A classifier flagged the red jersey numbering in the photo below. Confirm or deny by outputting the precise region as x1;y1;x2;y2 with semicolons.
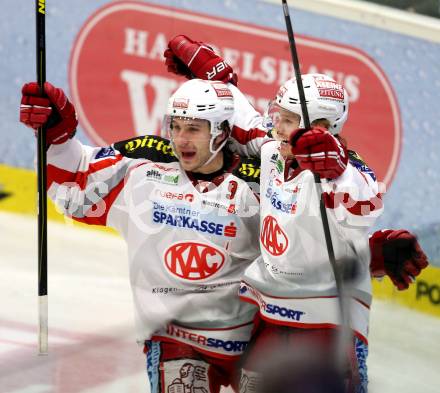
164;242;226;280
260;216;288;256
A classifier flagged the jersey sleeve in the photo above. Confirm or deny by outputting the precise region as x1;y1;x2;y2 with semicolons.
46;138;137;229
227;83;268;158
323;157;383;229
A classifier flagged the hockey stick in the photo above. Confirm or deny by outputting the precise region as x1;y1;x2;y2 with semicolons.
36;0;48;355
281;0;342;311
281;0;354;377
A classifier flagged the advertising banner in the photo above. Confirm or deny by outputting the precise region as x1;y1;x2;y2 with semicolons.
70;1;400;184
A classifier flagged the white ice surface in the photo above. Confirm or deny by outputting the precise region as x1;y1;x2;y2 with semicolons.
1;211;439;392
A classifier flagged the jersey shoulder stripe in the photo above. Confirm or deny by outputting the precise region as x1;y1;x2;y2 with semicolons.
113;134;261;189
232;156;261;185
348;149;376;181
113;135;178;162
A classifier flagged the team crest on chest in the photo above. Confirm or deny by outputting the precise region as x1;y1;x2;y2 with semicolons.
260;215;289;256
164;241;226;280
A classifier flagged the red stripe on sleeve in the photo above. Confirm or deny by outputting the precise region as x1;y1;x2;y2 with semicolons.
323;192;383;216
72;177;125;226
87;154;123;175
47;165;77;190
231;125;266;145
47;154;123;191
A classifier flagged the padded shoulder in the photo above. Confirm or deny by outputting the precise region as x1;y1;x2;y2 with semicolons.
113;135;178;163
231;155;261;185
348;149;376;181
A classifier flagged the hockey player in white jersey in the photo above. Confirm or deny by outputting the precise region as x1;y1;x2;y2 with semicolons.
163;36;429;392
20;79;262;393
237;74;379;392
164;34;428;293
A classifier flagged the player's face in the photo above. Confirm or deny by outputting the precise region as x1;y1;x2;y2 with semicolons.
170;117;213;172
272;107;301;159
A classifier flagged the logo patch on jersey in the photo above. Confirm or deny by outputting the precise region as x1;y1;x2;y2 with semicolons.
122;135;176;157
164;242;226;280
153;211;237;237
95;147;115;159
152;163;175;172
260;215;288;256
155;189;194;202
265;181;298;214
201;199;237;215
153;203;237;237
276;159;284;174
349;151;377;181
264;304;305;321
238;163;261;179
163;174;179;184
146;169;179;185
268;155;284;174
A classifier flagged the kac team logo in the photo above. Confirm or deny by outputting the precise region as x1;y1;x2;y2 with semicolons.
164;241;226;280
260;215;288;256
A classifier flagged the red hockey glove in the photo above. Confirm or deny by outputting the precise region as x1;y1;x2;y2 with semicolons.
164;34;238;85
289;127;348;179
370;229;429;290
20;82;78;146
164;47;193;79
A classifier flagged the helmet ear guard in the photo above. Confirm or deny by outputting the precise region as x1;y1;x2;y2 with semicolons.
274;73;349;135
208;120;231;155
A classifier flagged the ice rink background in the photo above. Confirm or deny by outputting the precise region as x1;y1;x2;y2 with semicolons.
1;211;440;393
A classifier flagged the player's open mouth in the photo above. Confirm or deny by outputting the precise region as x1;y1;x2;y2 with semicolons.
181;151;196;159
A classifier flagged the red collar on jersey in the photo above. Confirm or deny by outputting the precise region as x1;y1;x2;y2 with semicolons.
186;151;241;192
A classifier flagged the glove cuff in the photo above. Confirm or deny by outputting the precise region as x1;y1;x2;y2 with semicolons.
369;230;394;277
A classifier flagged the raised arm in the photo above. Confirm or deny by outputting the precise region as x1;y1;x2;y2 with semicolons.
164;34;267;157
20;82;136;229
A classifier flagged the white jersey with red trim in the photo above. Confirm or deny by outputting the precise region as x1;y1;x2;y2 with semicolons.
227;83;267;157
239;140;383;342
47;138;260;358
